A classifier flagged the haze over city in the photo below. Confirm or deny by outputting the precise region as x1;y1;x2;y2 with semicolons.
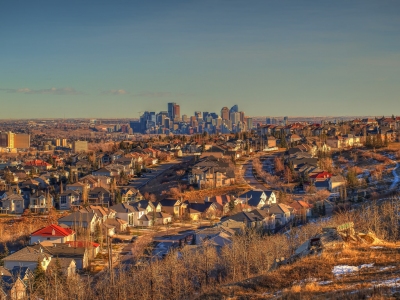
1;0;400;118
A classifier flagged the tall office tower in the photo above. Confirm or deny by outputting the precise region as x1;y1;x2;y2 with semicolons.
55;139;61;147
202;112;209;120
14;134;30;149
284;116;289;126
246;117;253;130
156;113;166;126
194;111;202;120
230;112;240;126
216;117;222;127
61;139;68;147
182;114;188;122
239;111;245;122
190;116;197;127
266;117;271;124
221;107;229;120
164;118;171;129
230;104;239;114
0;132;8;147
168;102;176;119
173;104;180;120
271;118;278;125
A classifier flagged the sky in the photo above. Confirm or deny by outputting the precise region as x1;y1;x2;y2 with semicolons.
1;0;400;118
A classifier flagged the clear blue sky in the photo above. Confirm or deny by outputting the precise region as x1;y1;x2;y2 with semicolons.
1;0;399;118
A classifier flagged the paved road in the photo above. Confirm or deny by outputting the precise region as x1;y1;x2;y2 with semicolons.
126;156;193;190
242;154;276;190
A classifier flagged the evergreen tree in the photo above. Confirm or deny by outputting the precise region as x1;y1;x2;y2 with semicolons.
322;202;326;216
33;258;46;289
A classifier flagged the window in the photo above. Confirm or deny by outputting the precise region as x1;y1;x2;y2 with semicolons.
61;196;67;204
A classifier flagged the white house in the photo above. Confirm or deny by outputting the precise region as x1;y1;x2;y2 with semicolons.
30;224;75;245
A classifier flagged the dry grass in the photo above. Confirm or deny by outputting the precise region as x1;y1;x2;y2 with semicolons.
217;244;400;299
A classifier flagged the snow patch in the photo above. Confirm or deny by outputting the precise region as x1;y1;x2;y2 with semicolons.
333;264;374;276
370;246;384;249
374;278;400;287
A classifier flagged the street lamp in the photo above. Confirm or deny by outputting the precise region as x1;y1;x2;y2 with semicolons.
107;228;115;286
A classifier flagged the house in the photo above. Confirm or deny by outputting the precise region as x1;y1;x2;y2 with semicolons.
104;217;128;233
189;156;236;189
2;246;52;271
249;209;276;231
0;267;28;300
194;226;235;249
59;190;81;210
31;244;89;270
66;182;86;194
1;194;25;214
154;212;173;225
288;200;312;219
24;159;52;170
30;224;75;245
206;194;232;215
159;198;186;217
130;200;157;214
267;203;293;226
185;200;219;220
28;191;53;213
110;202;146;227
58;212;99;233
120;187;143;202
47;257;76;278
236;190;277;209
88;187;112;205
219;211;265;231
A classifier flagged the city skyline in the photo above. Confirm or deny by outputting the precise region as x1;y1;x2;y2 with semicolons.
1;1;400;118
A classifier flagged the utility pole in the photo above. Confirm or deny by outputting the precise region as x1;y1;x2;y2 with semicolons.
107;232;115;286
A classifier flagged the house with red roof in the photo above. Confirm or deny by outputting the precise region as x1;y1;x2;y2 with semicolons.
309;171;332;183
24;159;53;170
29;224;75;245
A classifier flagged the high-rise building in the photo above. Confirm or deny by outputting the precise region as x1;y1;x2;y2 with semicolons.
14;134;30;149
61;139;68;147
164;118;171;129
284;116;289;126
168;102;176;119
230;112;240;126
230;104;239;114
246;118;253;130
0;132;8;148
194;111;202;120
173;104;180;120
266;117;271;124
221;107;229;120
7;132;15;148
182;114;188;122
239;111;245;122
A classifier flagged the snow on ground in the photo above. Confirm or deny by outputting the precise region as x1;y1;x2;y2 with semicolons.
333;264;374;276
373;278;400;287
390;162;399;190
380;266;396;271
370;246;384;249
318;280;333;285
